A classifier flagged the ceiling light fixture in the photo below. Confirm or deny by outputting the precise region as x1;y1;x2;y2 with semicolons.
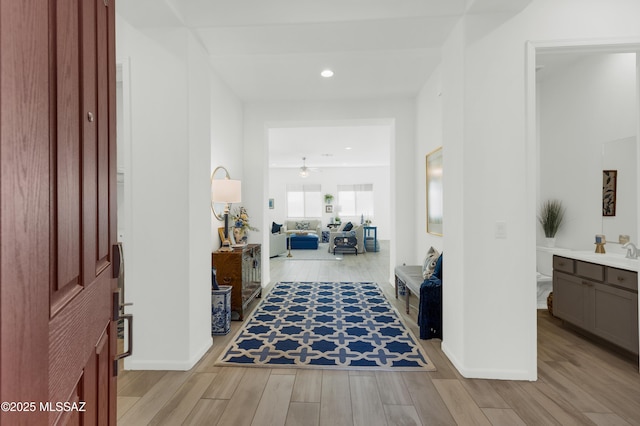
345;147;352;150
321;69;334;78
299;157;310;178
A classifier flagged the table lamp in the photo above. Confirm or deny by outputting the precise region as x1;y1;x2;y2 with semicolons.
211;178;242;251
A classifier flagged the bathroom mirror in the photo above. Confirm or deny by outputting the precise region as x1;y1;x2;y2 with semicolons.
602;136;637;244
211;166;230;221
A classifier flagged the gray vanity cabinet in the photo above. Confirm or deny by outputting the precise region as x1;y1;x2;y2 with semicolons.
553;255;638;354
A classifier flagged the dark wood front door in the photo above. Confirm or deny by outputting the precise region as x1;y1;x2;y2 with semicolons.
1;0;117;424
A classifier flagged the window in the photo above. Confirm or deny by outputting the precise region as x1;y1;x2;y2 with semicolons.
337;184;374;217
286;184;322;218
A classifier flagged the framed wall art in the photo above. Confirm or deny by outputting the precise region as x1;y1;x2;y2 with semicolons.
602;169;617;216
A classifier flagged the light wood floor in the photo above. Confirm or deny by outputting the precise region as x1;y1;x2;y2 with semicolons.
117;242;640;425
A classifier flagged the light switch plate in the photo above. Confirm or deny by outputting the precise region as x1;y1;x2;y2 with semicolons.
495;221;507;239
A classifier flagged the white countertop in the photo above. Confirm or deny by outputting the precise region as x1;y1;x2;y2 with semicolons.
553;250;639;272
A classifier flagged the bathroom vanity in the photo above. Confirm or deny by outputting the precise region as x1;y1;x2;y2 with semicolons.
553;253;638;354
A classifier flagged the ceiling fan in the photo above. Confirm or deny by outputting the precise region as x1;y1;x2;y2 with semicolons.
299;157;320;178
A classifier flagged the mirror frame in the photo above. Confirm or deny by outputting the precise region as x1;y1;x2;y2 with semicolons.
211;166;230;221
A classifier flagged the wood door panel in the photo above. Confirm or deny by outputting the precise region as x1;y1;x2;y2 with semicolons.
0;1;51;424
2;0;117;423
50;0;84;314
49;272;112;415
96;0;110;270
81;0;99;286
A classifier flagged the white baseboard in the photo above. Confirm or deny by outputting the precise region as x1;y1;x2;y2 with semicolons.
124;337;212;371
441;342;536;381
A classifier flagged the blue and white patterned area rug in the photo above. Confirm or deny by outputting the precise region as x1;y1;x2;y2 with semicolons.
215;281;435;371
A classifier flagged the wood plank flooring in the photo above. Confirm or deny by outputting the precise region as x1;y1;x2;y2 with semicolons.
118;241;640;425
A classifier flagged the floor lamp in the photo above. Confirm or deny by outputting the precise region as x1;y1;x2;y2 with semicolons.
211;178;242;251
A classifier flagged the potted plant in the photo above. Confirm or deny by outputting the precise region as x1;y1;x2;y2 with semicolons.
538;199;565;247
324;193;334;204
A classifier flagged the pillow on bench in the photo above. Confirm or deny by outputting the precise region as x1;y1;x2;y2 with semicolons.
422;246;440;279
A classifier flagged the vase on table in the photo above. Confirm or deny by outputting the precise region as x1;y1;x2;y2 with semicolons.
233;227;247;245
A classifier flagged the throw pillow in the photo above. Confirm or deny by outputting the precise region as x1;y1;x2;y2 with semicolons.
422;246;440;279
296;221;310;230
343;222;353;231
433;253;443;280
271;222;283;234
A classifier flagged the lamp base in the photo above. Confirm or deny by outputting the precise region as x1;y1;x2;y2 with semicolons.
219;240;234;252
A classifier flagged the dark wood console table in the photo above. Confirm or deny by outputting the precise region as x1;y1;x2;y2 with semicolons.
212;244;262;320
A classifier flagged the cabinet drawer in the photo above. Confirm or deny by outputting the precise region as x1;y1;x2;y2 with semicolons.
576;261;604;282
553;256;574;273
607;267;638;292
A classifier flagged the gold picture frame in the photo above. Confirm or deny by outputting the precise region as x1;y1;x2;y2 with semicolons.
426;147;443;235
218;227;234;245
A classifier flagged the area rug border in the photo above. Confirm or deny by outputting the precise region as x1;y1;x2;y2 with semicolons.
214;281;436;372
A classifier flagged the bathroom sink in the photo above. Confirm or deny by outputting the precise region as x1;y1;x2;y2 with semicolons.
564;251;638;272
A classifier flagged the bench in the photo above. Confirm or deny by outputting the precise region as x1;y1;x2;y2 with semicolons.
394;265;423;314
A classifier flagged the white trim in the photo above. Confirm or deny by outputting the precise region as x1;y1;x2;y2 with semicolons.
441;342;536;381
125;338;212;371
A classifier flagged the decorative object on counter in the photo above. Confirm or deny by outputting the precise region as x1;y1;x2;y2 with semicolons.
538;199;565;247
619;234;630;244
324;193;334;204
602;170;617;217
622;242;638;259
595;234;606;253
231;206;258;246
211;166;242;252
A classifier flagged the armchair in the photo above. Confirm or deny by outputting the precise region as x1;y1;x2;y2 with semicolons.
269;231;287;257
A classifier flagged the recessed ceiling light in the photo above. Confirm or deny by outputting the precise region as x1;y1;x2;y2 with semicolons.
345;147;352;150
321;69;334;78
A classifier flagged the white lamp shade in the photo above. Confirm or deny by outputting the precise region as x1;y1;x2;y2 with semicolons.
211;179;242;203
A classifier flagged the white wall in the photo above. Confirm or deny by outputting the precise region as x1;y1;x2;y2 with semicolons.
210;61;245;251
416;66;444;263
538;53;637;252
435;0;640;380
244;99;416;285
268;166;391;239
116;17;231;370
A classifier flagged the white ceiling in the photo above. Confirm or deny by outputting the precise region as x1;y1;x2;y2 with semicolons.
118;0;531;102
268;124;392;170
116;0;532;166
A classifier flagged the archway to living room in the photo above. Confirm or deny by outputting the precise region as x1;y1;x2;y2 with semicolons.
264;120;395;286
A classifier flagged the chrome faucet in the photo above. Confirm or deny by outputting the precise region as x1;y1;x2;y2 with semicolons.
622;242;638;259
